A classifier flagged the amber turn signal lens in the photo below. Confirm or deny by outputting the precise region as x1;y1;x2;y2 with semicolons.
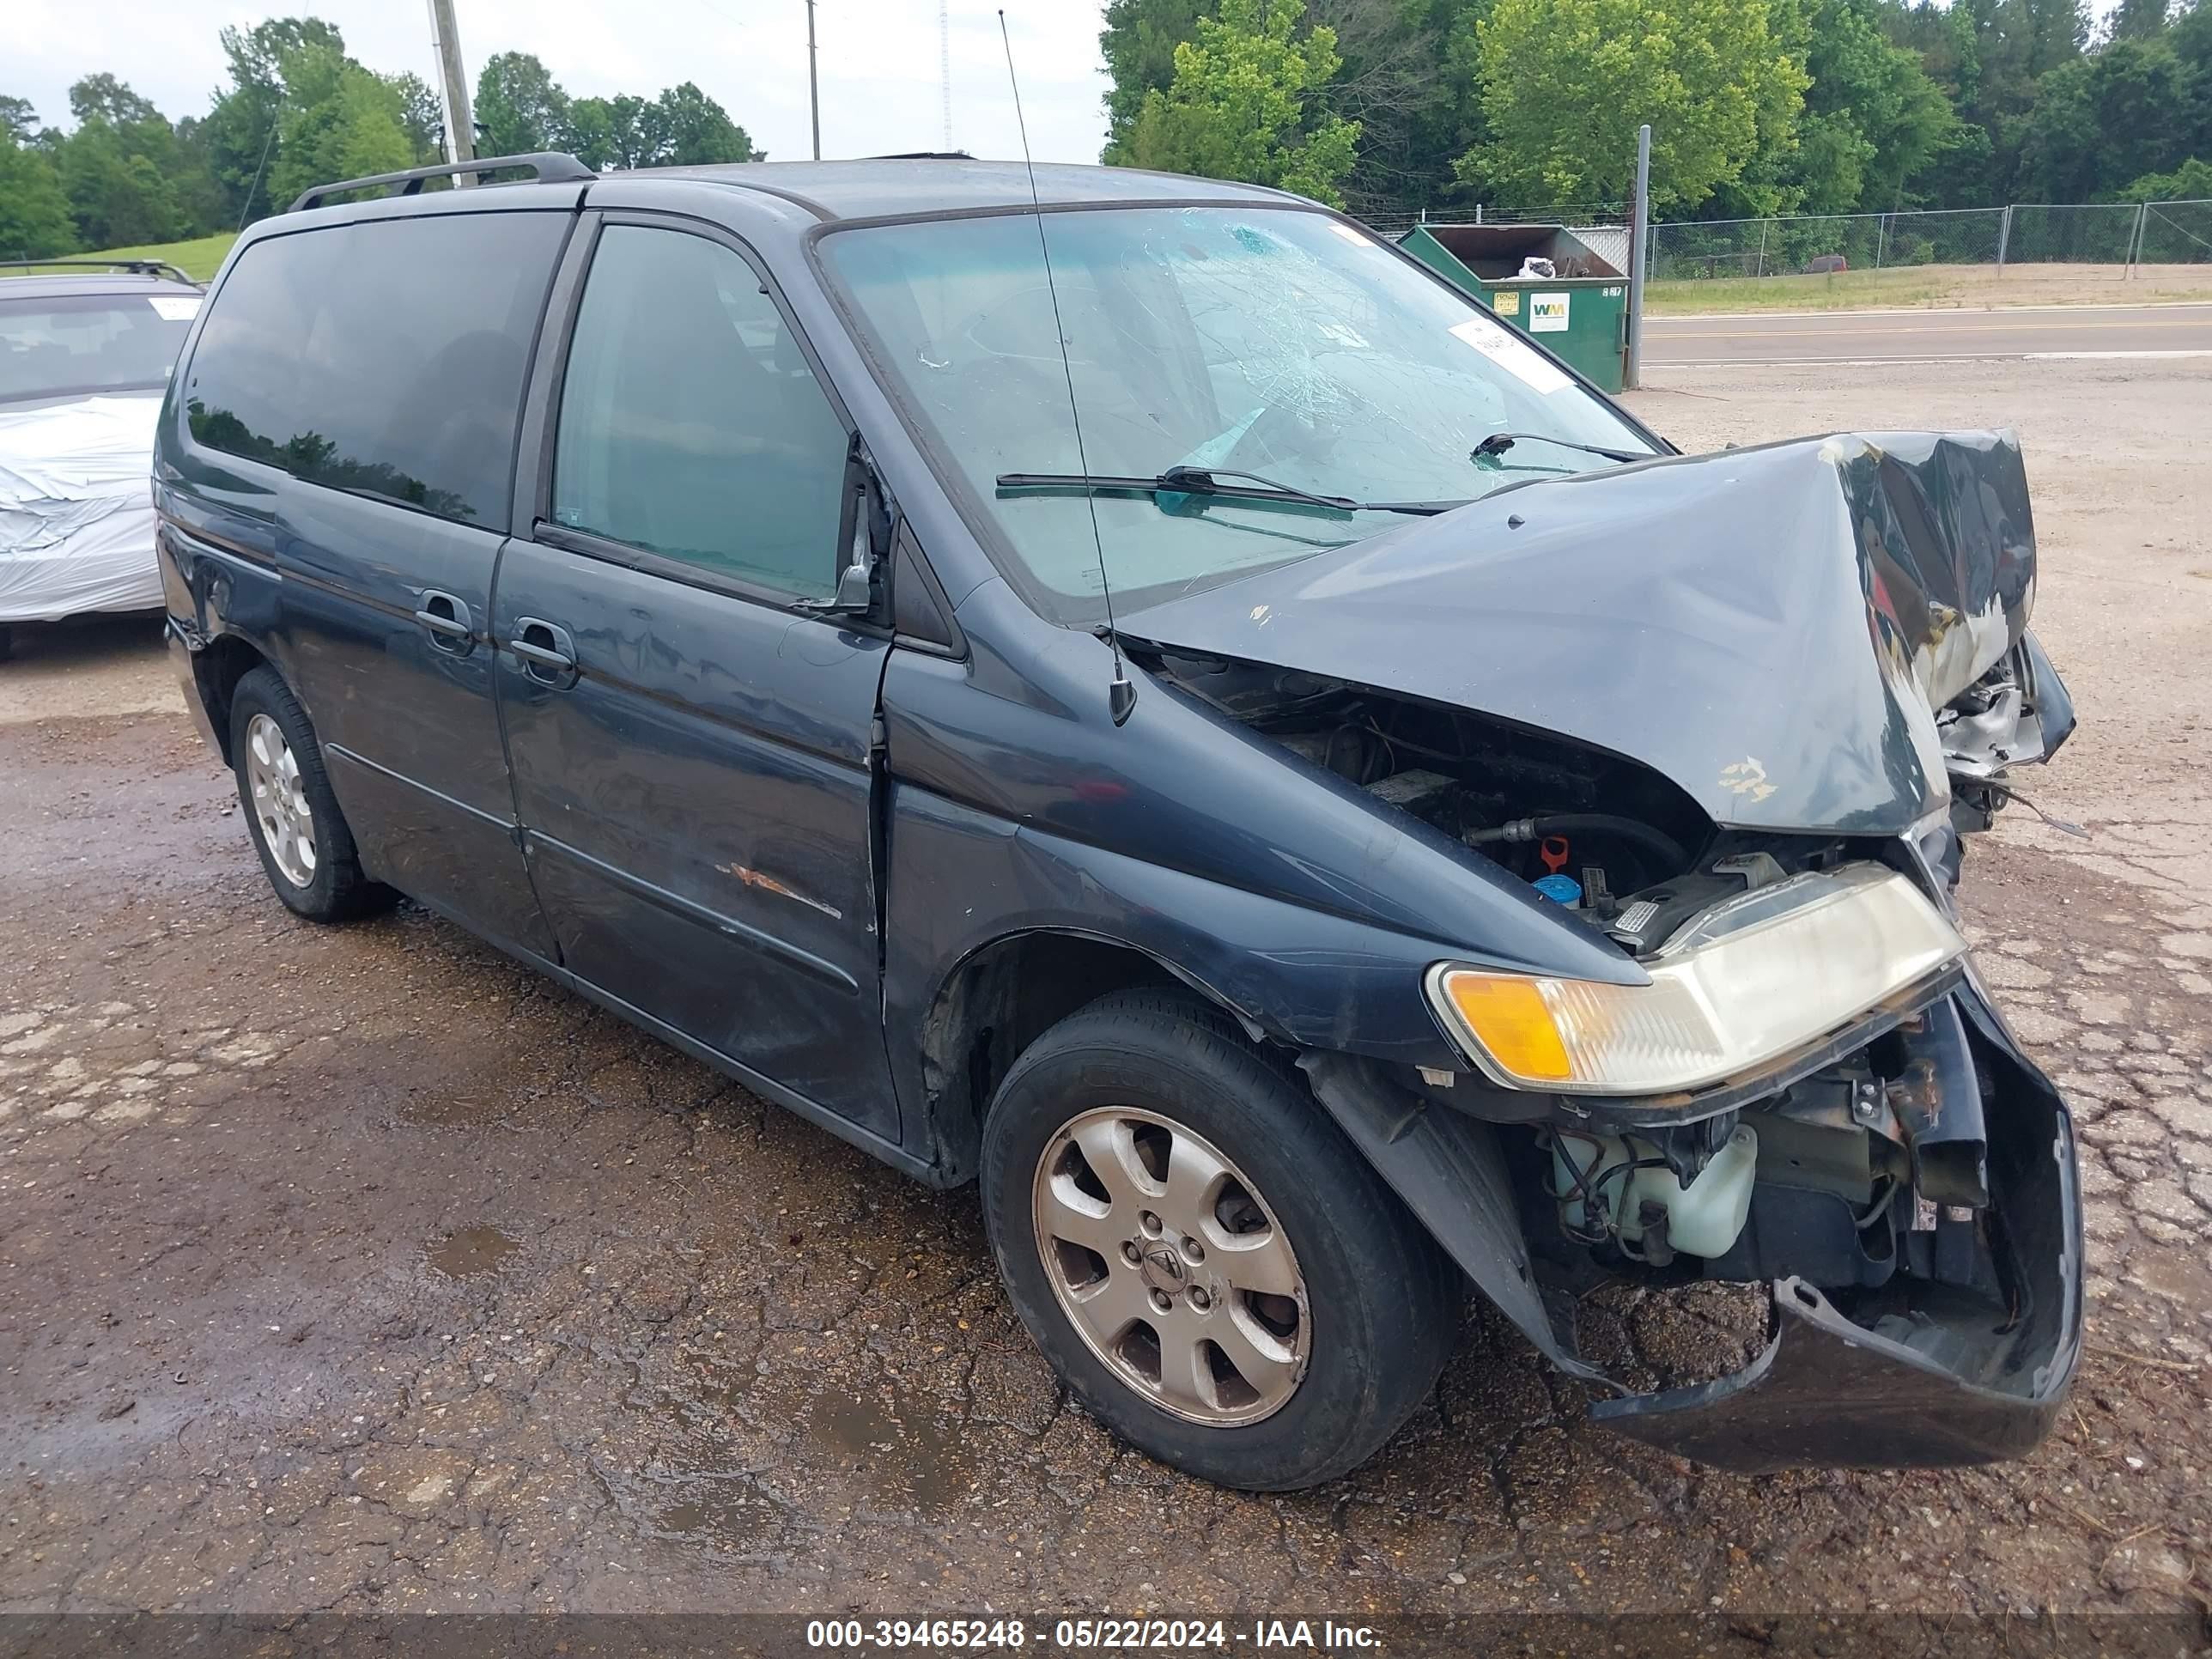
1436;971;1572;1082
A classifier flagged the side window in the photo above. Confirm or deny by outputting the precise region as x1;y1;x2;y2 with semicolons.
552;225;847;601
183;212;565;528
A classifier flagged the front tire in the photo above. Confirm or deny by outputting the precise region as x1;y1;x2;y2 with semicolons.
227;666;393;922
980;990;1461;1490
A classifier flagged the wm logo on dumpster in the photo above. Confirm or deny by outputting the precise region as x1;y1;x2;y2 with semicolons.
1528;292;1571;332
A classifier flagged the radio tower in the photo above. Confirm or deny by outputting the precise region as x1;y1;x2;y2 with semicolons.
939;1;953;150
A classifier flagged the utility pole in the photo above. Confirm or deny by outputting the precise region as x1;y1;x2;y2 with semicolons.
1624;123;1650;390
426;0;477;185
807;0;823;161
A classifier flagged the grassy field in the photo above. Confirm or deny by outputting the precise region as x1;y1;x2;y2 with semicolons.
3;233;239;283
1647;259;2212;313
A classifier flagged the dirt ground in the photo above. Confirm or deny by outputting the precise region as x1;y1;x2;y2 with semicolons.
3;354;2209;1639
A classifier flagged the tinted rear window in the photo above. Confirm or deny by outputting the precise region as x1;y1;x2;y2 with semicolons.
181;212;565;528
0;290;198;404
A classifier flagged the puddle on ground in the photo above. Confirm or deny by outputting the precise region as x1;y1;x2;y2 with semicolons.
806;1380;975;1512
652;1480;789;1553
427;1224;520;1278
397;1088;504;1127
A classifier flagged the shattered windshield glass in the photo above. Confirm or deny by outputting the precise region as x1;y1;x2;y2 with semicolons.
821;206;1658;622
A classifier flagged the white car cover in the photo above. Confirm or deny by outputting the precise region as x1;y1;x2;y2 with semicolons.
0;393;164;623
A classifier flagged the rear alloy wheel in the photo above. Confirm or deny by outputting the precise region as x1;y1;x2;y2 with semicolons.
243;711;318;890
226;665;395;923
981;989;1462;1491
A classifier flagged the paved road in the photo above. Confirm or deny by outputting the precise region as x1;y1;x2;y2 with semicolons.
1644;300;2212;365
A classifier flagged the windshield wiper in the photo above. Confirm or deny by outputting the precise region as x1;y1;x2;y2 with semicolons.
1470;432;1647;465
995;465;1466;517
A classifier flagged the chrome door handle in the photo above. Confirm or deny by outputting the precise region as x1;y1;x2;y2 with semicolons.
510;617;578;684
415;590;474;653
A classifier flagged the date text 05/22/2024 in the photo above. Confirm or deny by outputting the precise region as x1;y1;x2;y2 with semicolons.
803;1618;1383;1651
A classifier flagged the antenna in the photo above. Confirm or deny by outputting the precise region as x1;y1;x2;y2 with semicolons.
941;1;954;151
997;9;1136;725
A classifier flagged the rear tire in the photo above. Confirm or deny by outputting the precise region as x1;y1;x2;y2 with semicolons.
227;666;395;922
980;989;1461;1490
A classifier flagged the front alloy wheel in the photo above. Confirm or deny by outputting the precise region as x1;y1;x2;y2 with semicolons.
1034;1106;1308;1426
981;989;1462;1491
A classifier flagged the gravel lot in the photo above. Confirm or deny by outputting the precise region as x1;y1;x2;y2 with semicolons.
3;355;2208;1633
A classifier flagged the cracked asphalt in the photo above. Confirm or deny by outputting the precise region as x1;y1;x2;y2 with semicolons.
2;356;2209;1628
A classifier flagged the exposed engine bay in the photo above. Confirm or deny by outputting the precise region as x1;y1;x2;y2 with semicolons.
1147;647;2021;1337
1121;429;2080;1468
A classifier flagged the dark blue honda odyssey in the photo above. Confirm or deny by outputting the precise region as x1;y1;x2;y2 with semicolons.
156;153;2082;1491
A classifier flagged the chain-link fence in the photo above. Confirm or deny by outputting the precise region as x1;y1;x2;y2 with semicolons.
2137;198;2212;264
1376;200;2211;267
1649;208;2003;279
1357;198;2212;292
1358;202;1626;240
1638;200;2212;287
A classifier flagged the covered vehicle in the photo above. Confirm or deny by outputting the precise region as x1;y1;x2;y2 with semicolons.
157;155;2081;1492
0;262;202;656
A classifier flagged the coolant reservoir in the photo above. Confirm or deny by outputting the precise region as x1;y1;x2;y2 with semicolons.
1551;1126;1759;1258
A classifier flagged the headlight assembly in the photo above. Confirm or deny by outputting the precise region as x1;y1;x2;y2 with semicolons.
1427;863;1966;1096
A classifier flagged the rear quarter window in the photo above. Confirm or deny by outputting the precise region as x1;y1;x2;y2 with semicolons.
180;211;567;529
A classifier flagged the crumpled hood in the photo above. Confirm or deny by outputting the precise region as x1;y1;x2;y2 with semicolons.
1120;430;2040;836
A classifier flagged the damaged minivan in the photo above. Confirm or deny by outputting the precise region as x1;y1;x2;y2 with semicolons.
157;154;2081;1492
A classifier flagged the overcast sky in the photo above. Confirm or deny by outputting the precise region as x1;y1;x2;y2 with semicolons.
7;0;1115;166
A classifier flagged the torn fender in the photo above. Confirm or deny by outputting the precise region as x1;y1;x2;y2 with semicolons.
1120;430;2045;836
1299;1050;1607;1384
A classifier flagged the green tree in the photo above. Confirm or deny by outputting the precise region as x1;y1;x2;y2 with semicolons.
201;17;349;226
642;82;757;165
1458;0;1810;211
51;75;197;246
0;95;39;143
2014;36;2198;198
565;94;658;169
2110;0;2172;40
386;71;444;165
265;42;415;210
1796;0;1959;209
2118;152;2212;195
0;131;76;257
1101;0;1213;161
475;51;570;157
1123;0;1361;205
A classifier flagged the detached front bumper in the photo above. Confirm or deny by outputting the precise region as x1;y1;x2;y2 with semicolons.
1310;980;2083;1474
1590;987;2083;1470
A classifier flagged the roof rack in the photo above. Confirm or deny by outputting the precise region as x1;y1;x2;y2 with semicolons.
288;151;595;214
3;257;198;286
868;150;976;161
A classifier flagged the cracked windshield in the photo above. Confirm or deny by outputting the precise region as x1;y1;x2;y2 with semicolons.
823;206;1657;619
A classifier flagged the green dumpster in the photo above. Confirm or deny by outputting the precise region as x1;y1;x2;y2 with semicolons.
1398;222;1631;393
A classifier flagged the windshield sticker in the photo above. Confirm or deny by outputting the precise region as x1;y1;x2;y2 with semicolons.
1448;316;1572;395
1528;292;1571;332
1328;223;1374;247
148;295;202;321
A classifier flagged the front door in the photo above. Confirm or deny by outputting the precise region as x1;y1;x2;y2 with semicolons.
492;217;896;1139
